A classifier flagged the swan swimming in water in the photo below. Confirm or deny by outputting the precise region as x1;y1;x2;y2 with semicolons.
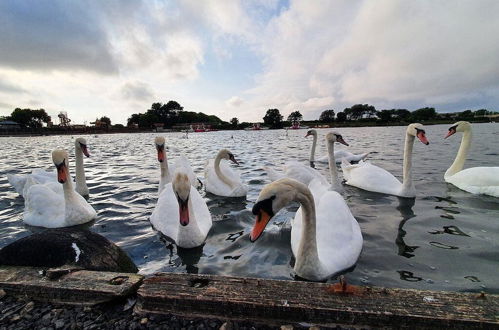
444;121;499;197
150;170;212;248
264;131;349;191
305;129;369;165
154;136;198;194
341;123;429;198
204;149;247;197
8;137;91;198
23;149;97;228
250;178;362;281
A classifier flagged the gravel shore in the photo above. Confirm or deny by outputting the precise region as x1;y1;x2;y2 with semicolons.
0;291;343;330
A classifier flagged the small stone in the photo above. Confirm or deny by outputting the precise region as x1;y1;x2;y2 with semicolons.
55;320;65;329
309;327;320;330
219;322;233;330
23;302;35;314
10;314;22;322
83;306;92;312
281;325;293;330
0;289;6;299
140;318;148;325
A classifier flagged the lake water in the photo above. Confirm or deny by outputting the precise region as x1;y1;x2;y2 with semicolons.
1;123;498;293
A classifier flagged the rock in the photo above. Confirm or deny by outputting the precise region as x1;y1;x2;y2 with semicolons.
140;317;148;325
281;325;293;330
55;319;65;329
0;228;138;273
0;289;6;299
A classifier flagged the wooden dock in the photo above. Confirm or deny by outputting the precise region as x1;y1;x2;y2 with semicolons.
1;266;498;328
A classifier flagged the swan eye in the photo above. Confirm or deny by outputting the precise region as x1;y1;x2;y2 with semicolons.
54;158;66;169
415;128;425;134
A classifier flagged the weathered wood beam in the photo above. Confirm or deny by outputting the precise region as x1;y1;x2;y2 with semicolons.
0;266;143;305
136;273;499;329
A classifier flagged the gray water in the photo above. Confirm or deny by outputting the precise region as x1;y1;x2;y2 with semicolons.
1;123;498;293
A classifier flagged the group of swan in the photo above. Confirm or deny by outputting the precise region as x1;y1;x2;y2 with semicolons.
7;121;497;281
150;137;247;248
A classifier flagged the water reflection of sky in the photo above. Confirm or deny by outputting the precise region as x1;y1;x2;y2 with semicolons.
0;123;498;293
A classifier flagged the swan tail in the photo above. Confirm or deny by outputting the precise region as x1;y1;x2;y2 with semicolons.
263;166;285;182
360;152;370;161
7;174;27;195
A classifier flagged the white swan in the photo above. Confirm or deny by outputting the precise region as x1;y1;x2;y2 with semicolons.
23;149;97;228
305;129;369;165
154;136;198;194
150;170;212;248
250;178;363;281
8;137;91;197
444;121;499;197
204;149;247;197
264;131;349;190
341;123;429;198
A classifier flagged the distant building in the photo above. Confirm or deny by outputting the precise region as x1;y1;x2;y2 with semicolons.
0;120;21;130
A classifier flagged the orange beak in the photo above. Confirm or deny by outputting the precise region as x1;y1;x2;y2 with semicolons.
417;131;429;145
250;210;272;242
157;149;165;162
56;163;67;183
80;143;90;157
444;129;456;139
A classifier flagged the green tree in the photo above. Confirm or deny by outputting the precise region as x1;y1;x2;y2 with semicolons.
10;108;51;128
99;116;111;126
230;117;239;127
344;104;376;120
377;110;393;122
319;109;335;122
457;110;474;120
410;107;437;121
263;108;283;128
336;111;346;122
287;111;303;122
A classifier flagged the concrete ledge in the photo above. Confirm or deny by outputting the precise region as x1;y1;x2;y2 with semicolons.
1;267;498;328
0;266;143;305
136;273;499;329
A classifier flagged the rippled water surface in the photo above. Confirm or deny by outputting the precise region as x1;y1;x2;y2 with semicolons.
1;124;498;293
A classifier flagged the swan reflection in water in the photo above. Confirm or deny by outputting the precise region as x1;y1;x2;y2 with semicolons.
395;197;418;258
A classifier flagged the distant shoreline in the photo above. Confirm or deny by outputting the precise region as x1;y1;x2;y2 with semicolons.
0;118;493;137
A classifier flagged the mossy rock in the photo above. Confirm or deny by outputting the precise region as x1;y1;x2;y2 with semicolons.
0;228;138;273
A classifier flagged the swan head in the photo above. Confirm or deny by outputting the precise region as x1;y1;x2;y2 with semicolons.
326;131;349;146
52;149;69;184
445;121;471;139
218;149;239;165
250;178;307;242
172;171;191;226
154;136;166;162
305;129;317;138
75;137;90;157
407;123;429;145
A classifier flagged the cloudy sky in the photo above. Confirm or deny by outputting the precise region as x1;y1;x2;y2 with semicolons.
1;0;498;125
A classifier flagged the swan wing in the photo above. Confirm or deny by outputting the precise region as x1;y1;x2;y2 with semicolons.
7;173;28;195
189;186;212;237
205;159;247;197
291;179;363;275
174;155;199;187
341;159;402;196
150;183;179;241
446;167;499;197
283;161;328;185
23;184;65;227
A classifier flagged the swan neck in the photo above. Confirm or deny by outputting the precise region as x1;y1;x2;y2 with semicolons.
214;155;234;188
309;134;317;162
327;140;341;190
294;187;323;277
75;148;87;194
446;130;471;178
401;133;415;191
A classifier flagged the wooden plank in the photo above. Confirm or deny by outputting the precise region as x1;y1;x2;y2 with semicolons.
136;273;499;329
0;266;143;305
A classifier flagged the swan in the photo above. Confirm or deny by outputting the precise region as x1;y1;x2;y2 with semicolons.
250;178;363;281
150;170;212;248
444;121;499;197
204;149;247;197
8;137;91;197
264;131;349;190
341;123;429;198
23;149;97;228
154;136;198;194
305;129;369;165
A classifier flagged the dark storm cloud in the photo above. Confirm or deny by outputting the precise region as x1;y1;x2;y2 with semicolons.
0;1;117;74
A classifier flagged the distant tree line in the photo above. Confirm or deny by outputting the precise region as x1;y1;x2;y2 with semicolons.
127;100;226;129
1;108;51;128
